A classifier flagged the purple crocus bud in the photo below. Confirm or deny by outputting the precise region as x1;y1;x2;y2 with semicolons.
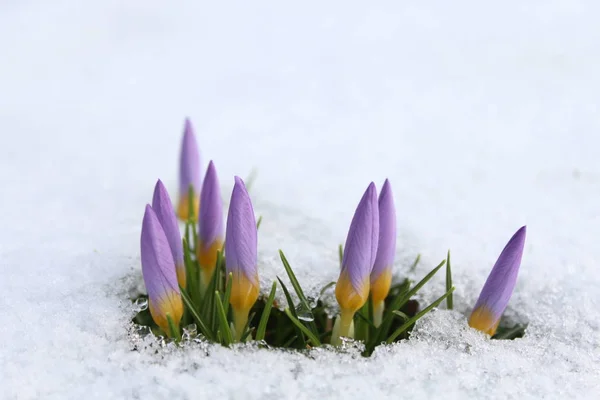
332;182;379;344
141;204;184;335
177;118;201;221
370;179;396;326
151;179;186;288
225;176;259;340
469;226;527;336
197;161;224;290
336;182;379;313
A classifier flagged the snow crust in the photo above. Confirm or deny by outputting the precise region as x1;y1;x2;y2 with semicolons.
1;1;599;398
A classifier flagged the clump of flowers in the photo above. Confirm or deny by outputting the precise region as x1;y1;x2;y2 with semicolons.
132;118;528;352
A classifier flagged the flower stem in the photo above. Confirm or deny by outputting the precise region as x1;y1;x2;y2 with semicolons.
232;308;249;342
373;301;385;327
331;309;355;346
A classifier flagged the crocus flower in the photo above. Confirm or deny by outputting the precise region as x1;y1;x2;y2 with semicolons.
332;182;379;345
197;161;224;292
469;226;526;336
225;176;259;340
141;204;184;336
370;179;396;327
152;179;186;288
177;118;201;221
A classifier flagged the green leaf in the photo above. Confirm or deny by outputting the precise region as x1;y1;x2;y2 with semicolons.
319;281;336;298
319;330;332;340
492;324;527;340
179;286;214;341
355;309;377;330
338;244;343;266
240;312;256;343
396;259;446;310
445;250;453;310
256;281;277;341
187;185;195;222
367;260;446;352
392;310;409;321
166;314;181;341
386;286;455;343
256;215;263;230
277;277;306;347
200;250;223;330
279;250;308;301
283;335;298;348
214;291;233;345
355;296;372;341
278;250;318;334
389;278;411;296
284;308;321;346
191;219;198;254
223;272;233;317
409;254;421;272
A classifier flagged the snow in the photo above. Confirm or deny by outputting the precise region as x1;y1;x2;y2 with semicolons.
1;0;600;398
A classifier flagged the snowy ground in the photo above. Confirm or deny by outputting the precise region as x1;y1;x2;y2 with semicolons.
1;1;600;399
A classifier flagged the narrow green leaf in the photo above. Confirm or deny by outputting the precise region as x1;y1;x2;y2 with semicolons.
184;222;192;255
368;261;445;352
396;259;446;310
182;237;192;291
386;286;455;343
222;272;233;317
179;286;214;341
338;244;343;266
256;215;263;230
278;250;318;334
279;250;308;301
191;218;198;254
355;310;377;330
392;310;409;321
445;250;453;310
256;281;277;341
367;293;375;339
200;250;222;329
492;324;527;340
355;298;370;341
319;330;332;340
319;281;336;298
166;314;181;341
210;260;222;331
187;185;195;222
284;308;321;346
369;296;402;350
277;277;306;347
214;291;233;345
283;335;298;348
389;278;411;296
240;312;256;342
410;254;421;272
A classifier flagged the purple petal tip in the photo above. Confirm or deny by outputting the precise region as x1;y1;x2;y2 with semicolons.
340;182;380;293
179;118;201;196
472;226;527;324
199;160;224;246
225;176;257;281
141;205;180;303
151;181;184;269
371;179;396;280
